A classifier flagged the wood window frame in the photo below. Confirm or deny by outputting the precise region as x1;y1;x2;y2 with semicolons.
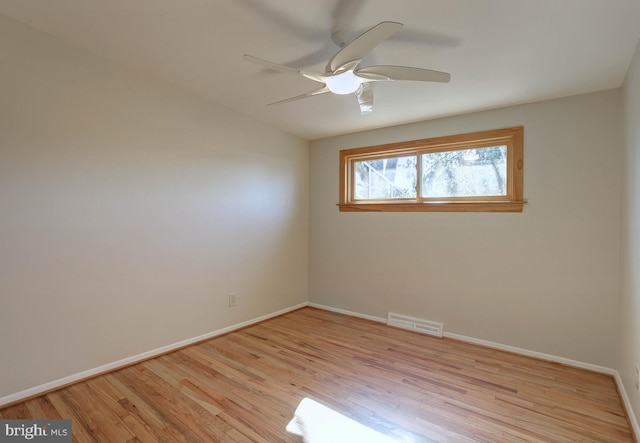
338;126;524;212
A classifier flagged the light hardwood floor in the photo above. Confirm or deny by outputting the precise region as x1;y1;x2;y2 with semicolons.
1;307;636;442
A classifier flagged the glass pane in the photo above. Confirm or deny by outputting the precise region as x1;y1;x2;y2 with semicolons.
354;155;417;200
421;146;507;198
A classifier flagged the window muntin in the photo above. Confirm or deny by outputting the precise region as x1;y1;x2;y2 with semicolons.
339;127;524;212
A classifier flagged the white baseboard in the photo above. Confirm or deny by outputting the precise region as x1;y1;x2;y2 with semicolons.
0;302;307;407
309;304;638;441
2;301;638;442
444;331;638;438
442;331;616;375
307;302;387;323
614;372;640;440
309;303;613;372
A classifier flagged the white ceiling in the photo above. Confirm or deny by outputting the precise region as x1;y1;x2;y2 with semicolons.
1;0;639;140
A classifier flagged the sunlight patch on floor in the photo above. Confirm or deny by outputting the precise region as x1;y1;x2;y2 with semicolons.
286;397;415;443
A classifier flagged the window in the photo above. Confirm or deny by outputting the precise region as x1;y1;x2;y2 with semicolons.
339;126;524;212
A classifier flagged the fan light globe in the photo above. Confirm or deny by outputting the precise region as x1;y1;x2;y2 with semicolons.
325;71;362;95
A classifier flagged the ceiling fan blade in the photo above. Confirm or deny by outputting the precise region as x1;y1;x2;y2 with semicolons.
268;86;331;106
244;55;326;83
328;21;403;73
355;82;373;115
356;65;451;83
244;54;299;74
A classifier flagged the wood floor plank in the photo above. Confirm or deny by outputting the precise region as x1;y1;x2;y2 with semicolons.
1;307;635;442
103;372;192;443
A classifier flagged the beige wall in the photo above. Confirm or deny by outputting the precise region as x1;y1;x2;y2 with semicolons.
0;15;309;398
620;39;640;423
2;8;635;412
310;89;622;367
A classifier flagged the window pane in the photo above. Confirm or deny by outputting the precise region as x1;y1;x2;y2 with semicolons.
421;146;507;198
354;155;417;200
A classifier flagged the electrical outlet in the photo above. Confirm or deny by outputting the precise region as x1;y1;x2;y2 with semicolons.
228;293;237;308
636;364;640;394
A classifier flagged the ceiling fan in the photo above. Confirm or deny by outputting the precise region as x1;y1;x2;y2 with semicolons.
244;21;451;115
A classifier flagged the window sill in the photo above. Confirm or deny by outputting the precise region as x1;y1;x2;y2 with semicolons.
338;200;526;213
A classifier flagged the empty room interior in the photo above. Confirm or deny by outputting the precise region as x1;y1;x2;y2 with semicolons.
1;0;640;441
